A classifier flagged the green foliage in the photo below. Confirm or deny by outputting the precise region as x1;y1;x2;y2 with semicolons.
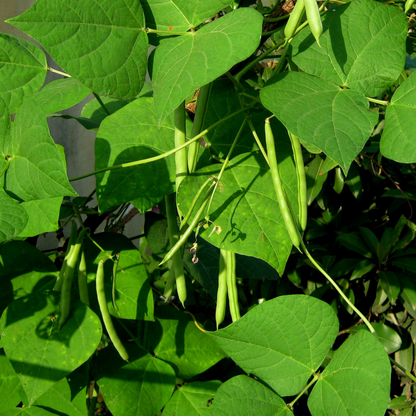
1;0;416;414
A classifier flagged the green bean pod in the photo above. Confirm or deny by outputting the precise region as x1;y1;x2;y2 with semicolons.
216;249;228;329
112;254;120;315
175;101;188;192
288;131;307;232
284;0;305;40
265;119;301;250
225;250;240;322
96;259;129;361
163;268;176;300
304;0;323;46
54;221;77;292
405;0;415;13
77;248;89;306
59;228;86;329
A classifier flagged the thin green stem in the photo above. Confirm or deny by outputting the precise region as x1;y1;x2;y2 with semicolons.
235;40;286;82
263;14;290;22
247;118;269;166
389;357;416;383
367;97;390;106
206;119;247;216
146;28;190;36
69;105;253;182
225;71;244;92
47;67;71;77
288;373;320;409
93;92;110;116
0;157;11;179
301;240;376;333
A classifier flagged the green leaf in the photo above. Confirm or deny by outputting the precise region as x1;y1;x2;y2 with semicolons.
0;240;57;317
18;197;62;238
336;232;373;258
85;233;154;321
5;99;77;201
0;190;28;242
260;72;378;174
290;0;407;97
208;295;338;397
32;364;89;416
8;0;148;99
147;306;226;379
142;0;234;31
163;380;221;416
0;292;102;405
209;375;293;416
30;78;91;115
381;72;416;163
95;97;176;212
144;211;169;259
308;330;391;416
305;155;328;205
153;8;263;120
0;407;55;416
177;151;298;275
0;34;47;113
0;350;23;411
97;350;176;416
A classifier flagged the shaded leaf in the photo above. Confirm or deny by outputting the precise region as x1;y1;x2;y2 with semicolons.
0;190;28;242
0;350;23;411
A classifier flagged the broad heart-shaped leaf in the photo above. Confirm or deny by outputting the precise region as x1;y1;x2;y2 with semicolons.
209;375;293;416
0;291;102;405
0;241;57;318
18;197;62;238
97;348;176;416
30;78;91;115
147;306;226;379
308;330;391;416
142;0;233;32
0;407;54;416
0;190;28;242
32;364;88;416
85;233;154;321
163;380;221;416
0;97;11;176
0;350;23;411
7;0;148;99
152;8;263;120
208;295;339;397
5;99;77;201
260;72;378;174
0;34;47;114
177;151;298;275
381;71;416;163
290;0;407;97
95;97;176;212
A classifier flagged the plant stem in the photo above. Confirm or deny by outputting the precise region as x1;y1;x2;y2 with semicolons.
146;28;190;36
69;105;253;182
301;240;376;333
288;373;319;409
367;97;390;106
235;40;286;82
389;357;416;383
93;92;110;116
247;117;269;165
47;67;71;77
263;14;290;22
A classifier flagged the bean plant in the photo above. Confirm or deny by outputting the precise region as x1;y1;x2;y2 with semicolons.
1;0;416;414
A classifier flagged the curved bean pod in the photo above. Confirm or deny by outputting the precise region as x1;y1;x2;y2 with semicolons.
216;249;228;329
304;0;323;46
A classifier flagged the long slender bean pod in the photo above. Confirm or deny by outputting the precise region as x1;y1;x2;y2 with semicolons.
304;0;323;46
165;193;187;307
112;254;120;315
163;268;176;300
54;221;77;292
288;131;307;232
284;0;305;40
175;101;188;192
59;228;86;329
216;249;228;329
77;248;89;306
188;84;211;173
160;191;212;266
265;118;301;250
225;250;240;322
96;259;129;361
